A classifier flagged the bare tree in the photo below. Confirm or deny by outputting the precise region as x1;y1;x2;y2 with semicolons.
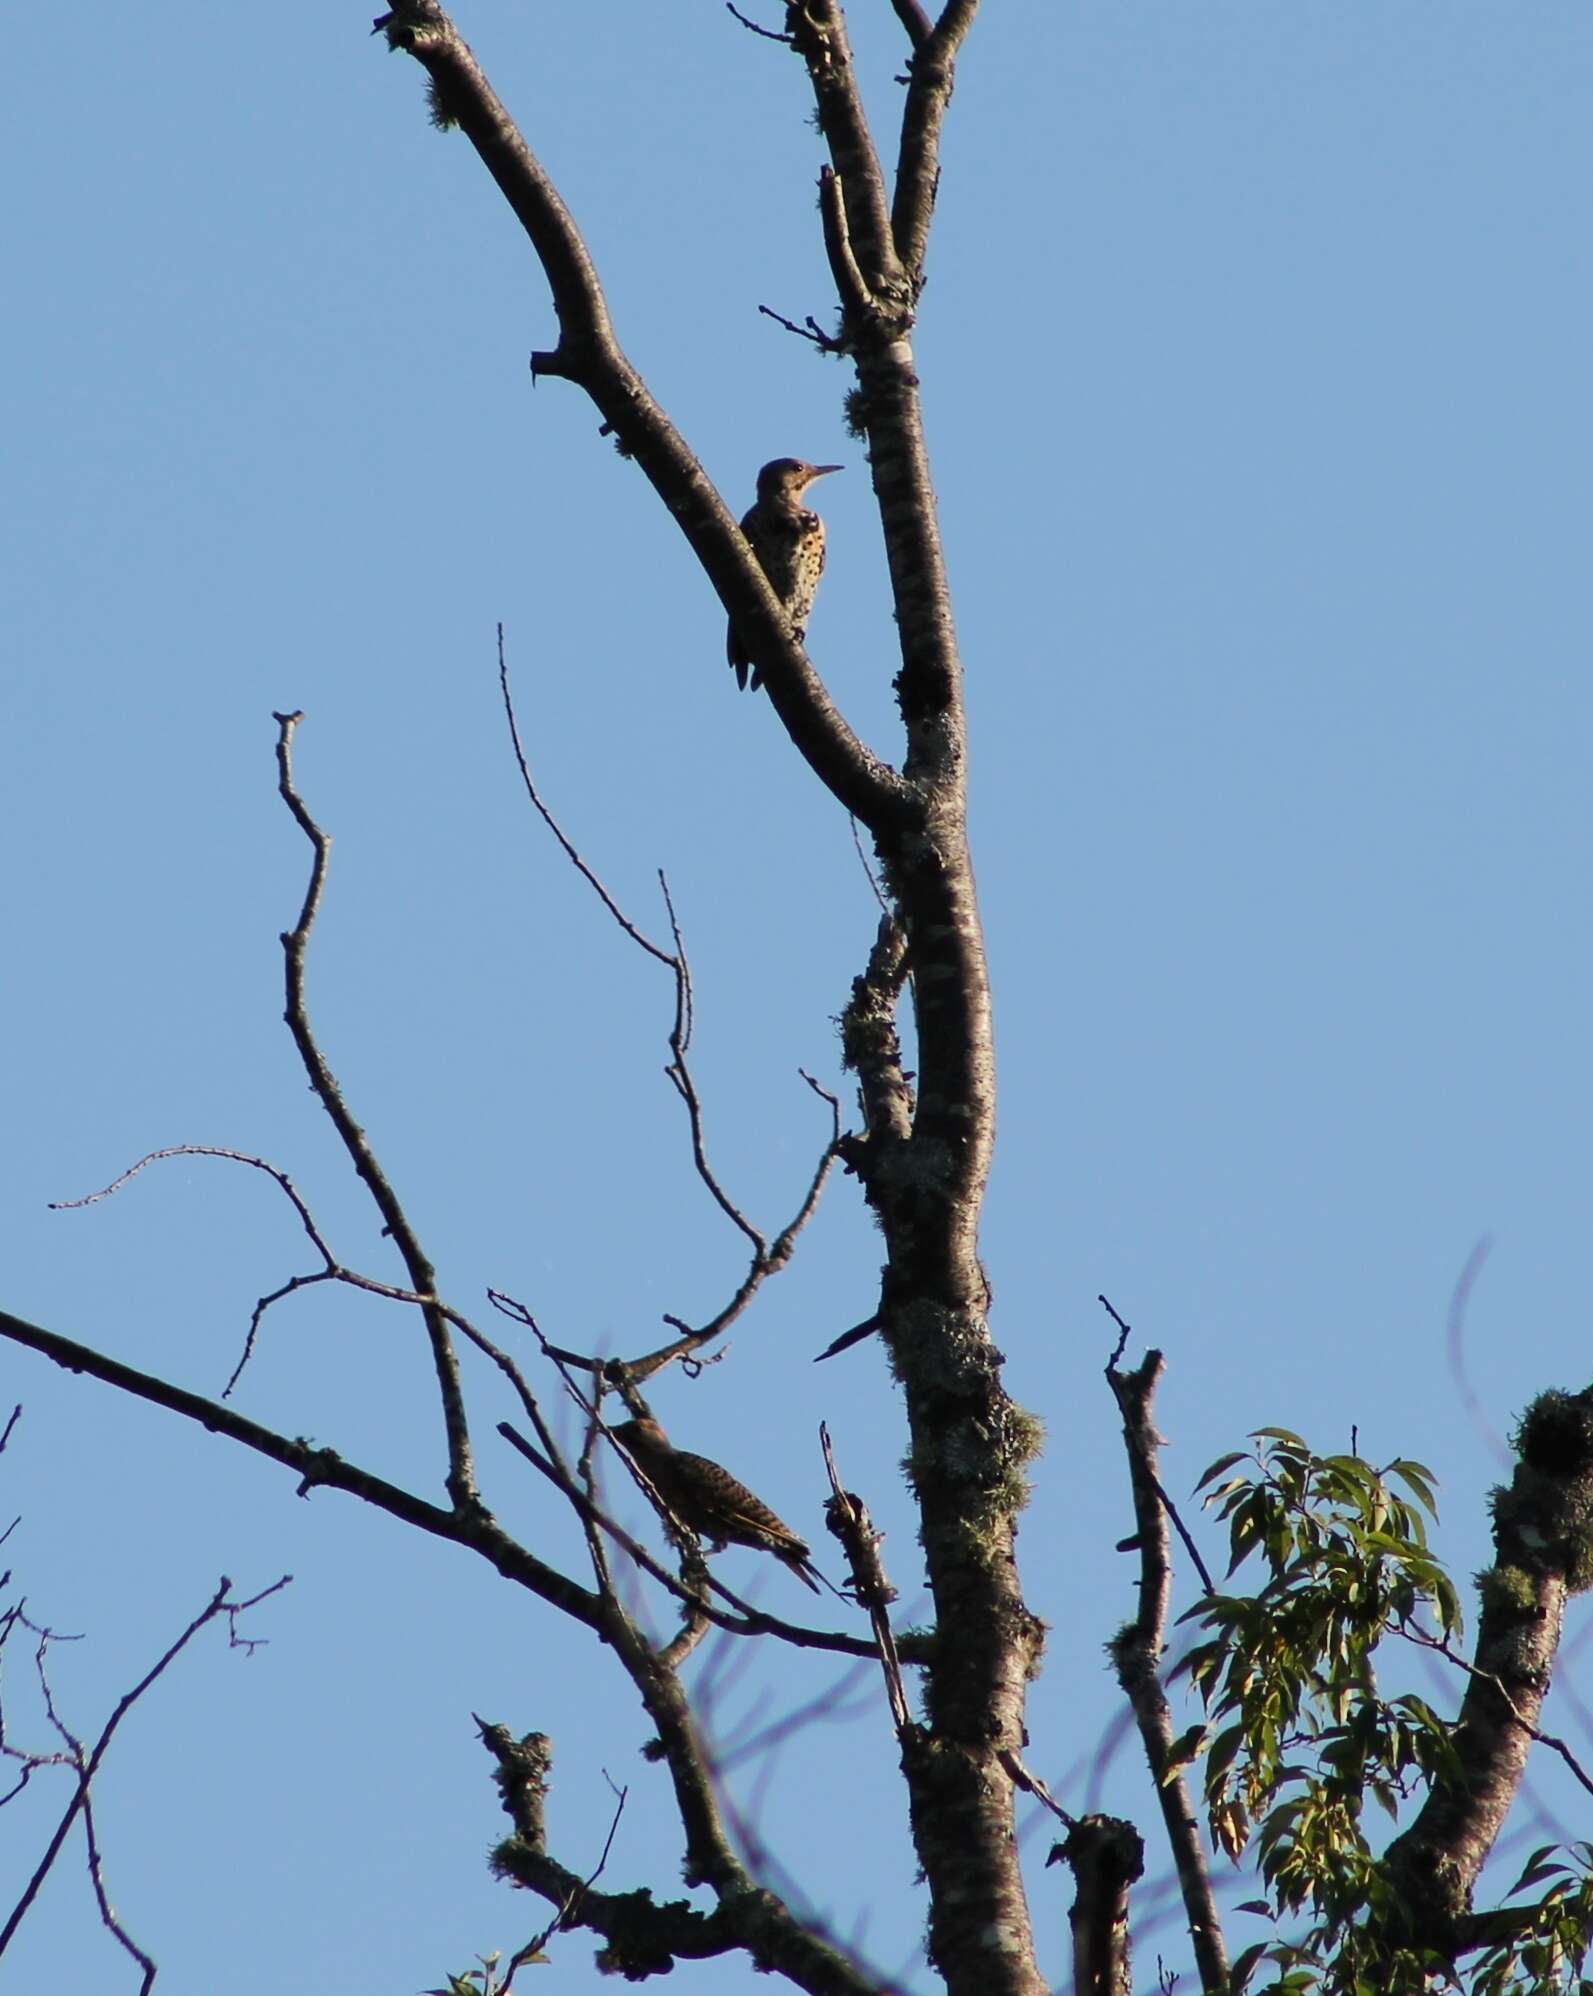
4;7;1591;1995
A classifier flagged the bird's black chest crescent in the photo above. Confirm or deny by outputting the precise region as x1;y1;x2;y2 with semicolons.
759;507;824;586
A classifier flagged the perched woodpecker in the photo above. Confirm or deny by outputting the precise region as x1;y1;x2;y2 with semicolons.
726;458;843;691
611;1416;822;1593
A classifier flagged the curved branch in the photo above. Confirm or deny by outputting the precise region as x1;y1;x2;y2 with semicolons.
376;5;908;835
273;712;477;1509
499;640;845;1281
1383;1382;1593;1953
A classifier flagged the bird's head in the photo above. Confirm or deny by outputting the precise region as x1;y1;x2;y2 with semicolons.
756;458;843;501
611;1416;669;1453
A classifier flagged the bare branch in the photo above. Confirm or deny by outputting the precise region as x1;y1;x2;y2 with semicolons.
887;0;933;48
496;629;674;969
500;638;848;1283
0;1575;289;1973
725;1;792;43
892;0;980;282
0;1305;605;1630
1105;1344;1230;1995
784;0;906;303
819;165;875;324
849;814;889;914
1047;1814;1145;1996
485;1064;840;1388
273;712;476;1510
497;1421;896;1664
506;1764;630;1984
1385;1382;1593;1948
1098;1299;1213;1594
772;1074;844;1259
998;1748;1074;1828
657;873;766;1254
50;1142;348;1396
757;302;843;351
833;913;914;1225
820;1422;909;1731
376;4;909;833
81;1785;155;1995
1398;1622;1593;1801
478;1721;735;1972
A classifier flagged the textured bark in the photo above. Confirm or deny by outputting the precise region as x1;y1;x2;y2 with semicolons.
8;6;1050;1989
1052;1816;1145;1996
1382;1384;1593;1954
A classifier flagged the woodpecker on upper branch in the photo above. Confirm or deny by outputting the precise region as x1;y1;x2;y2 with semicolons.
726;458;842;691
611;1415;822;1593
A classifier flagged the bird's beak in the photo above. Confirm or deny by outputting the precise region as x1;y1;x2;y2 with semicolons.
810;464;844;478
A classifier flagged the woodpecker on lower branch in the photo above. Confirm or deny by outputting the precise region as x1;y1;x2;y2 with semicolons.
726;458;842;691
611;1416;822;1593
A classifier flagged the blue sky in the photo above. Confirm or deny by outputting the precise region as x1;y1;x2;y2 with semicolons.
5;5;1592;1991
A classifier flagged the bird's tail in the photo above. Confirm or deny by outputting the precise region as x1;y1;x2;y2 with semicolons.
781;1551;825;1594
726;623;752;692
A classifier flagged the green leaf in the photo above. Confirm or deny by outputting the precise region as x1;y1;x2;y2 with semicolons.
1510;1842;1570;1895
1205;1721;1246;1785
1197;1450;1252;1490
1386;1458;1439;1512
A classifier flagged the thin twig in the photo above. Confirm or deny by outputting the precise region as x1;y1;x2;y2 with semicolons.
497;630;674;968
756;303;843;352
503;640;805;1264
998;1747;1074;1827
1399;1623;1593;1800
506;1779;630;1986
850;816;888;913
657;873;764;1252
51;1143;345;1396
725;1;792;42
0;1575;290;1968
